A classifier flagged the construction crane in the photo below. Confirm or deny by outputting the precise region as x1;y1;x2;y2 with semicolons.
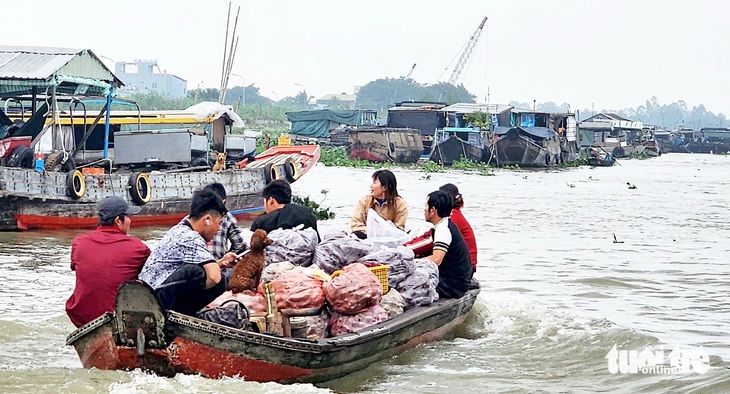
405;63;417;79
393;63;417;102
447;16;487;85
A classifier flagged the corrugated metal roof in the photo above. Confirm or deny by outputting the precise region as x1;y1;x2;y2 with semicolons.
0;45;120;85
441;103;513;114
0;46;80;80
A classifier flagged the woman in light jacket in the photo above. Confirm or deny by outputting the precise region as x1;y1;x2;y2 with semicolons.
349;169;408;239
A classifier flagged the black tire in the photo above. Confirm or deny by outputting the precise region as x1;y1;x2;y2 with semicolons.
190;156;210;168
129;172;152;205
264;163;281;184
66;170;86;199
612;147;625;158
7;146;34;168
283;158;300;182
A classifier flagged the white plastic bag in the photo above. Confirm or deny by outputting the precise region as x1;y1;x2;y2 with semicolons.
366;209;409;250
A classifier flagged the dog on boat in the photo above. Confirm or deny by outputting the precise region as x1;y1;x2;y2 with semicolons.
228;229;273;294
212;151;227;172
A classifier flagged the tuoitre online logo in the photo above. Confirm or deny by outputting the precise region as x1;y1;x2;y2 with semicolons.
606;344;710;375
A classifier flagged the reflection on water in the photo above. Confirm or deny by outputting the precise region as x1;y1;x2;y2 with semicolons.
1;154;729;393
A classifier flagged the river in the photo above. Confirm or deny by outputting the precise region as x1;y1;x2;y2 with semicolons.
1;153;729;393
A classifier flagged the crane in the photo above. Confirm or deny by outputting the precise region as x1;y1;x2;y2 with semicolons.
405;63;417;79
393;63;418;102
447;16;487;85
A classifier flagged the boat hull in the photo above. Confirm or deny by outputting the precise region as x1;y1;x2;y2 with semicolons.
68;281;480;383
489;133;560;167
0;145;319;231
429;136;484;165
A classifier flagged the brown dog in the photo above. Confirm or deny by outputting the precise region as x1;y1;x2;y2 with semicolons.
212;151;227;172
228;229;273;294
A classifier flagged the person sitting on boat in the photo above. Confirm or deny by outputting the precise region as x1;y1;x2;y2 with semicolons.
202;183;248;260
139;190;239;316
421;190;472;299
438;183;478;275
349;169;408;239
251;179;319;240
65;196;151;327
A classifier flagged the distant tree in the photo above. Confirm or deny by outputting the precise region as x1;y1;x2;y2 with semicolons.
356;78;476;114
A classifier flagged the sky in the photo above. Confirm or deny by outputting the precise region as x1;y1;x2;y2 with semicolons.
4;0;730;114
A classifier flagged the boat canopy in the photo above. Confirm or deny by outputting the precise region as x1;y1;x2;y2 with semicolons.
286;109;375;138
0;46;122;98
495;126;555;140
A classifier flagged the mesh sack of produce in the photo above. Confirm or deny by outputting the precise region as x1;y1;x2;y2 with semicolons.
261;261;297;283
395;259;440;309
205;290;267;314
313;231;371;274
272;271;326;310
265;227;319;267
380;288;406;319
329;304;389;337
302;308;330;339
324;263;382;315
357;245;416;289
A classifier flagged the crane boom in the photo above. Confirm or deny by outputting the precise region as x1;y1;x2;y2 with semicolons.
406;63;417;79
448;16;487;85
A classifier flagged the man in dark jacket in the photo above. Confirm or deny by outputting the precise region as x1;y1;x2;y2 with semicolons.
251;179;319;240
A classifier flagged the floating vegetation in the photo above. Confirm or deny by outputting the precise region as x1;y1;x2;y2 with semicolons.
319;146;376;168
293;192;335;220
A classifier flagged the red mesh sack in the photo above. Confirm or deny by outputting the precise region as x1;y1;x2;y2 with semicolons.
272;271;325;310
324;263;382;315
206;290;267;314
330;305;389;337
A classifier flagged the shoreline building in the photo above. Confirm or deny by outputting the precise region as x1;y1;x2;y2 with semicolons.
114;59;187;98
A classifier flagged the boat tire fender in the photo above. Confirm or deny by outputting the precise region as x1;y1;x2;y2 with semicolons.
264;163;281;184
129;172;152;205
66;170;86;199
612;147;625;158
7;146;34;168
283;158;300;182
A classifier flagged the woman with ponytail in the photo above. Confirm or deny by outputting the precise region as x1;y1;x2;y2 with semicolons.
439;183;478;273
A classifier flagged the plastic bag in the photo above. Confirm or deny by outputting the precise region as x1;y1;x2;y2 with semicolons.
395;259;440;309
206;290;267;313
272;271;325;310
196;300;250;329
265;227;319;267
366;209;409;250
357;245;416;289
380;288;406;319
313;231;372;274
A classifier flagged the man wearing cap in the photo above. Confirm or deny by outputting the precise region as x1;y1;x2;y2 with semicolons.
65;196;151;327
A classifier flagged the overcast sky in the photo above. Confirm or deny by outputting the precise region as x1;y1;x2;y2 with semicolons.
5;0;729;113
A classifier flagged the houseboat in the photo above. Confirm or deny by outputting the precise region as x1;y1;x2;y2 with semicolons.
578;113;648;158
386;101;448;156
488;107;580;167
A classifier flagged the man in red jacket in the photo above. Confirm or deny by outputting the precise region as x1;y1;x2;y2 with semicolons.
66;196;151;327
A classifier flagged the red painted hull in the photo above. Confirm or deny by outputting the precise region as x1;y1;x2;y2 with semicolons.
68;281;480;383
255;144;320;178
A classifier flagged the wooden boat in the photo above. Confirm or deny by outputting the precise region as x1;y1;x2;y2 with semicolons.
586;146;616;167
66;280;480;383
487;108;579;167
346;126;423;163
429;127;485;165
489;126;561;167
